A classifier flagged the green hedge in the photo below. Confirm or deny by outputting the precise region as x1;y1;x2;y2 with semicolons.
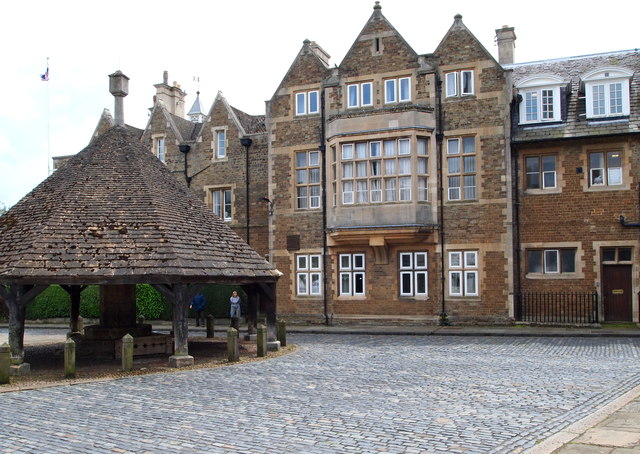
12;284;245;321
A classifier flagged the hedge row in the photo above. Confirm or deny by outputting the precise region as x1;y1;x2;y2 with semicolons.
0;284;245;321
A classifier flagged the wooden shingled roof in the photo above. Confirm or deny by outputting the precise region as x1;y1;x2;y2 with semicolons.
0;126;280;285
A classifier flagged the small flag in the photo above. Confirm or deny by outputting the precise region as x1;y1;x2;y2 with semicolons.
40;64;49;82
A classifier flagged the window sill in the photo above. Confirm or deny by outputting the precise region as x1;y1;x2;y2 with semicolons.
526;272;580;280
524;188;561;196
518;120;564;127
586;115;629;123
585;184;627;192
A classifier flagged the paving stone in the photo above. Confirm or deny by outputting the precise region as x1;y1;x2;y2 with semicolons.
1;334;640;453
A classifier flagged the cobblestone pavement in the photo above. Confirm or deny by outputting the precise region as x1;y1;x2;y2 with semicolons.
1;334;640;453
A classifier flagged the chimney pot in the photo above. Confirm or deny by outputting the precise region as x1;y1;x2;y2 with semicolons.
495;25;517;65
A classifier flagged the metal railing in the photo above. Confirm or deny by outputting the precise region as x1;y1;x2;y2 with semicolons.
516;291;599;324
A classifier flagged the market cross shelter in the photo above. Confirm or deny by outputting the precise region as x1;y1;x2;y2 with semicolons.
0;72;280;373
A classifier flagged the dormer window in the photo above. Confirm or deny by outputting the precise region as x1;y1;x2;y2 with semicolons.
582;67;632;119
516;75;564;124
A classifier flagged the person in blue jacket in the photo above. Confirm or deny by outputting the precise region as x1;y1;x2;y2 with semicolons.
190;293;206;327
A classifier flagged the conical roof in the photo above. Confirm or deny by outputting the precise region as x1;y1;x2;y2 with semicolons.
0;126;279;285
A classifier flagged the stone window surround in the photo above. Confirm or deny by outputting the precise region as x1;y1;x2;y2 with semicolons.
522;241;584;280
151;134;166;163
399;251;428;298
522;152;562;195
581;143;630;193
445;135;476;202
295;252;323;297
337;252;366;297
203;184;235;222
445;69;475;97
295;90;320;116
295;149;322;210
211;126;228;161
447;250;478;297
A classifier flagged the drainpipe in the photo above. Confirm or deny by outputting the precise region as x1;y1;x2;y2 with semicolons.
241;137;253;245
320;89;329;326
435;73;448;325
512;142;522;319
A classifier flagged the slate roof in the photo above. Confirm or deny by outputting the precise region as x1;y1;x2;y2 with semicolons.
231;106;266;134
168;112;203;141
0;126;279;285
508;49;640;143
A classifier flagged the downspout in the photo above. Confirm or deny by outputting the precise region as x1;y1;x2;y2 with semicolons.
512;142;522;319
436;73;448;325
241;137;253;245
320;89;329;325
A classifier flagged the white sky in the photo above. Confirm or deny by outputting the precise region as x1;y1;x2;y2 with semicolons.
1;0;637;209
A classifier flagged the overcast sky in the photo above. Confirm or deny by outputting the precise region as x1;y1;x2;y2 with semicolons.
1;0;637;209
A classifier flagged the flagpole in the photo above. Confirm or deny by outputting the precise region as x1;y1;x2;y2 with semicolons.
46;57;50;175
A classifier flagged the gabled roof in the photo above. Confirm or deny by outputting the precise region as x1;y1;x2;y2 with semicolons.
0;126;279;285
434;14;499;67
208;92;266;136
339;2;418;75
168;111;203;141
271;39;331;99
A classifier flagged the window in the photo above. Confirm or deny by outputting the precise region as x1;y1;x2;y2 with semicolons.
296;150;321;209
602;247;632;263
339;253;365;296
339;138;428;205
347;82;373;108
449;251;478;296
296;254;322;296
527;249;576;274
399;252;428;297
211;188;232;221
589;151;622;186
384;77;411;104
445;70;474;97
447;137;476;201
296;90;319;115
525;155;556;189
583;68;632;118
154;137;166;163
215;130;226;159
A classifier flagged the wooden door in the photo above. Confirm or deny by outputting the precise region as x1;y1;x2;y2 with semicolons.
602;265;632;321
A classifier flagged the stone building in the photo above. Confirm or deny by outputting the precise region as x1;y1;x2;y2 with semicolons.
68;2;639;325
509;50;640;323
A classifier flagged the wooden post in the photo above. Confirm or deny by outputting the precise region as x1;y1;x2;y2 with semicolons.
122;334;133;371
0;343;10;384
277;319;287;347
206;315;214;338
64;338;76;379
227;328;239;362
257;324;267;357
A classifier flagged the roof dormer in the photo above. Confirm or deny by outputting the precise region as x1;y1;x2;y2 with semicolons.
581;67;633;119
515;74;566;124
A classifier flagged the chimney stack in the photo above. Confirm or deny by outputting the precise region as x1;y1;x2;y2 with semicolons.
495;25;516;65
108;70;129;126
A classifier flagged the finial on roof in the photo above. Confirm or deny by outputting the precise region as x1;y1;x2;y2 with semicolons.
454;13;463;22
163;70;168;85
108;70;129;127
374;1;381;11
303;39;311;45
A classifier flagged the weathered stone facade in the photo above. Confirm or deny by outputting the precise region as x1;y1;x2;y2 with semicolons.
81;3;639;325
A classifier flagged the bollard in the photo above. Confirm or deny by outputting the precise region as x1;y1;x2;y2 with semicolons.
257;324;267;357
77;316;84;334
206;315;215;338
277;319;287;347
64;338;76;379
227;328;239;362
122;334;134;372
0;343;10;384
